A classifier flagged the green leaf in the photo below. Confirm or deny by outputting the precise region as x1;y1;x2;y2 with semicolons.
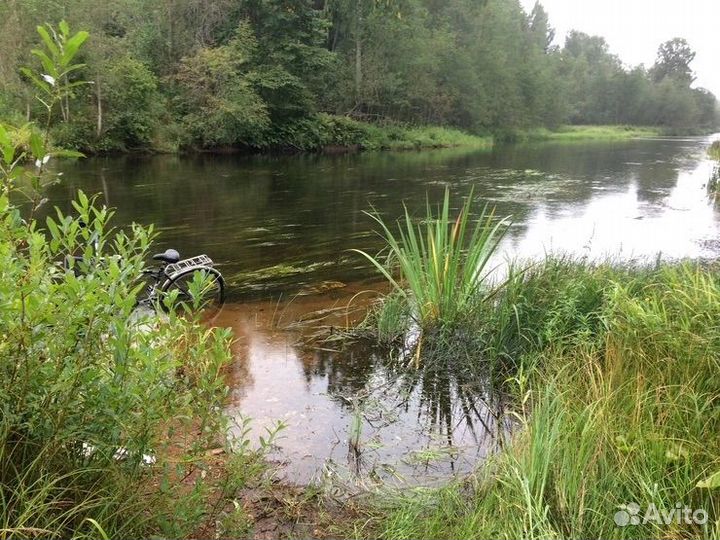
59;20;70;38
31;49;58;78
36;25;60;59
0;125;14;165
29;132;45;160
19;68;51;95
696;469;720;489
62;31;89;67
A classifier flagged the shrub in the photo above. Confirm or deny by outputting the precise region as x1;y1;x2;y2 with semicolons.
0;191;234;538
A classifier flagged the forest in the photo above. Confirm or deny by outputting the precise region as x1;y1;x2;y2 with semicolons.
0;0;717;152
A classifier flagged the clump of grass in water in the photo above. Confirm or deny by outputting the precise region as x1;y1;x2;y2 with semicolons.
353;187;510;332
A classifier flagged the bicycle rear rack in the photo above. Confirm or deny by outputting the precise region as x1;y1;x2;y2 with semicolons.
164;254;214;279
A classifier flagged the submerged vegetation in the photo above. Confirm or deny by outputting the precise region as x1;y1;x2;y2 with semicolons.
0;2;717;153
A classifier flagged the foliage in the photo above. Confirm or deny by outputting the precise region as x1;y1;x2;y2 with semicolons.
508;125;661;142
0;192;235;538
354;188;509;328
0;22;254;538
173;22;269;148
102;56;161;149
1;1;717;153
263;113;492;151
708;140;720;161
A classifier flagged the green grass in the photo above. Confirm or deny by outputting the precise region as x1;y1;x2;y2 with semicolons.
274;113;493;152
506;125;662;143
375;125;493;151
347;259;720;540
353;187;510;329
709;141;720;161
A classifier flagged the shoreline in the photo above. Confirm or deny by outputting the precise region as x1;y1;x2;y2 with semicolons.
66;121;685;157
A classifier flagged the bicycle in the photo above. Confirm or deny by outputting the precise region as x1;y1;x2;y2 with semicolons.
64;221;225;314
140;248;225;313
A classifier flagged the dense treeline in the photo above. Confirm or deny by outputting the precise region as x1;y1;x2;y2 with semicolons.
0;0;717;152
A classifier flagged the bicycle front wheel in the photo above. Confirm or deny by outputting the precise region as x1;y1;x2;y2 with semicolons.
159;267;225;313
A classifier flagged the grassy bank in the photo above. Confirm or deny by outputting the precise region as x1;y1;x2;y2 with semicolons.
504;124;662;142
268;114;493;153
348;258;720;540
196;121;667;154
709;140;720;160
55;114;677;155
341;191;720;540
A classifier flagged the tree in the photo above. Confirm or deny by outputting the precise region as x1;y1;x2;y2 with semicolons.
651;38;696;85
528;2;554;53
174;22;269;147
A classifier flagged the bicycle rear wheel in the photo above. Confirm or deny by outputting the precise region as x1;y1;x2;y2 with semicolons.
160;267;225;313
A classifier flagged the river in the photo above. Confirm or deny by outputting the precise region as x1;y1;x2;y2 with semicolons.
47;135;720;485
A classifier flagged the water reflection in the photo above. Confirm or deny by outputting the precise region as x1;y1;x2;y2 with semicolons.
42;136;720;300
221;289;506;486
36;134;720;484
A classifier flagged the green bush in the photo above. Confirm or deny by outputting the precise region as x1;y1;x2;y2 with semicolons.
0;191;234;538
0;23;244;538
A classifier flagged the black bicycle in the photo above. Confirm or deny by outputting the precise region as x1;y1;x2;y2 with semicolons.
140;248;225;312
64;223;225;313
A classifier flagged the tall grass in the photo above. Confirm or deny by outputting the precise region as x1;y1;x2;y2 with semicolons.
348;260;720;540
354;188;510;327
709;140;720;161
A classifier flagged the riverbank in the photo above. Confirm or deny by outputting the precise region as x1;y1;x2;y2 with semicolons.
336;258;720;540
59;115;674;155
505;124;662;142
268;121;664;152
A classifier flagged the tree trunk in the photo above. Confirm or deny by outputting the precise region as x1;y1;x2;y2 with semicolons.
354;5;362;107
96;75;103;137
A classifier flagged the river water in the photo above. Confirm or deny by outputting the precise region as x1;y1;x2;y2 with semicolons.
48;135;720;485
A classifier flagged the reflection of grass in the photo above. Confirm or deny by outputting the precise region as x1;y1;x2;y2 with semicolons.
387;325;507;446
348;260;720;540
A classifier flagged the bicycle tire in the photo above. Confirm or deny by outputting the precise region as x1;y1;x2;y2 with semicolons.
159;266;225;313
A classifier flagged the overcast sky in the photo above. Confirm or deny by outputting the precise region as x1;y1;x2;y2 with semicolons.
519;0;720;97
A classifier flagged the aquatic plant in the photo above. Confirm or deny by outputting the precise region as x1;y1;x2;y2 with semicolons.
353;187;510;328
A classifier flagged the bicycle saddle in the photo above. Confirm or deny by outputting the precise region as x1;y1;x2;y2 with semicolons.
152;249;181;264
